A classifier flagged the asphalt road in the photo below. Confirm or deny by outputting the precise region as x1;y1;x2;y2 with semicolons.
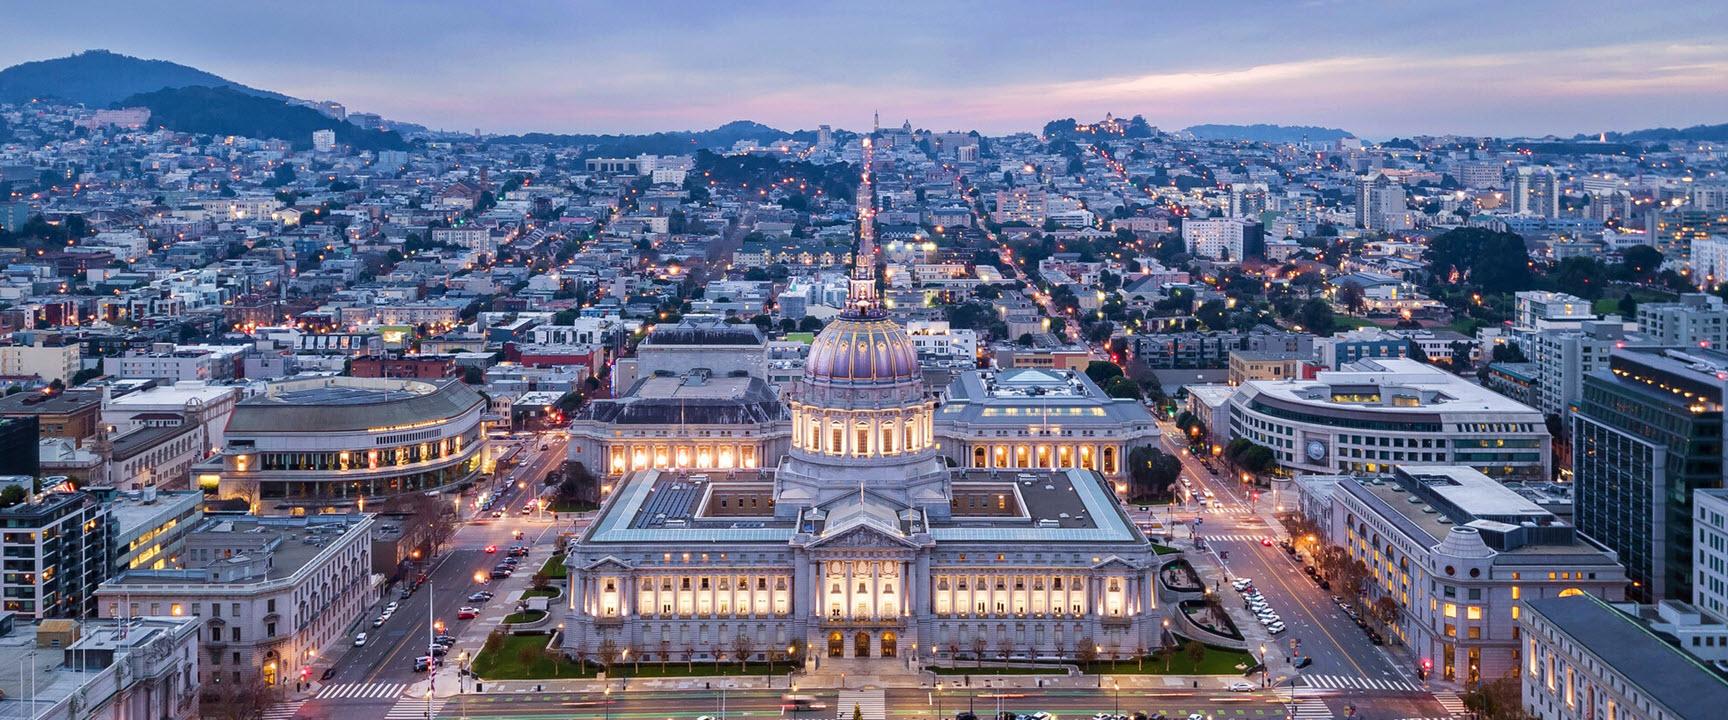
1153;421;1420;690
293;436;573;717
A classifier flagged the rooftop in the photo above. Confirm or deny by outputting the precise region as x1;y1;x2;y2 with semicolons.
1526;594;1728;720
226;376;483;434
1243;357;1542;416
104;514;369;586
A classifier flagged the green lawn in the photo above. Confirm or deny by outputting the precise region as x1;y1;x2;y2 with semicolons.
472;633;796;680
1334;314;1380;329
521;588;558;599
1151;544;1182;555
504;610;548;624
539;554;568;579
1091;641;1256;675
471;635;591;680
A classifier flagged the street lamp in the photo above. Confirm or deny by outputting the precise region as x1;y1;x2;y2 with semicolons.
935;680;944;720
1259;643;1268;688
1111;677;1120;716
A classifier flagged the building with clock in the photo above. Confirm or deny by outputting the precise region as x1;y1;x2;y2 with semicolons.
1227;358;1551;480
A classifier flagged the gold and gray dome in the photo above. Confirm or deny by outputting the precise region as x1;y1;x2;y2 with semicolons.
804;311;920;385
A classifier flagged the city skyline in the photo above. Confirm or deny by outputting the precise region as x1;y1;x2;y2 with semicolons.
3;0;1726;138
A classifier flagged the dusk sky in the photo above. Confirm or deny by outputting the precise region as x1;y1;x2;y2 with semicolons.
6;1;1726;138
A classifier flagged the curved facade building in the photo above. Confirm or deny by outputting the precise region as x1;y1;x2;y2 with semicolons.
206;377;486;512
1228;358;1550;480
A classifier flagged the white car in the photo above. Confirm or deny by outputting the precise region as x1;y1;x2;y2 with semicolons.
372;616;386;627
1268;623;1288;635
1228;681;1255;692
354;632;368;646
384;601;399;614
1260;615;1281;626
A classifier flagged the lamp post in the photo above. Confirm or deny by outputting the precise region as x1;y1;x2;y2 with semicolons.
935;681;944;720
603;686;611;720
1111;677;1120;717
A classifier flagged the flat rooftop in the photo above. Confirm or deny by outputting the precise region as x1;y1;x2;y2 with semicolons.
1527;595;1728;720
106;514;366;585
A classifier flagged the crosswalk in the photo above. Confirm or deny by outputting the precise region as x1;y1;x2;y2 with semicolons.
837;688;885;720
1300;673;1422;692
1197;534;1271;543
316;682;410;700
383;697;445;720
261;700;304;720
1434;689;1468;717
1289;698;1332;720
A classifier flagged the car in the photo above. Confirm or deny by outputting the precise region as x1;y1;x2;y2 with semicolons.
1368;632;1385;645
413;656;440;672
1331;595;1346;606
1318;580;1331;590
467;591;493;602
485;545;498;553
490;569;511;579
1259;616;1281;626
372;616;386;627
1231;578;1252;589
353;633;368;646
399;588;413;599
1293;656;1312;669
1228;681;1255;692
1268;624;1287;635
1260;538;1274;547
512;530;524;540
427;644;448;657
491;511;504;518
384;601;399;613
521;505;534;515
458;606;479;619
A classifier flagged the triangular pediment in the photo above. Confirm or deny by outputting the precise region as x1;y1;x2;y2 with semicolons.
810;522;918;549
1091;555;1140;571
583;556;633;572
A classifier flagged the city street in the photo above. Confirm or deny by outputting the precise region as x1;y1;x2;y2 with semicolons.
1153;420;1430;697
282;436;575;720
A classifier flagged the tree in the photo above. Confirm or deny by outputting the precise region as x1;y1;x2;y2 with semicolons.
1127;446;1182;503
1016;333;1035;347
798;316;823;332
1553;257;1609;299
852;704;865;720
1076;637;1098;670
0;485;26;509
733;633;754;670
1463;676;1531;720
1085;360;1125;385
70;367;101;386
1373;596;1402;632
1297;299;1338;336
1103;376;1142;400
971;634;989;668
1491;343;1528;363
598;638;619;669
1337;284;1367;314
1620;244;1662;278
1425;227;1533;294
461;365;484;384
204;670;277;720
1182;639;1206;671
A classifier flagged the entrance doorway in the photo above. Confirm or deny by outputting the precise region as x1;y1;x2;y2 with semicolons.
827;631;843;658
853;631;871;658
881;631;897;658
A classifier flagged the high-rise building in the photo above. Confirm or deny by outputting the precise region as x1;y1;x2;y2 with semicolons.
1635;294;1728;349
1356;172;1407;231
1180;218;1263;261
0;491;111;618
1511;166;1561;217
1688;235;1728;290
311;129;337;153
1573;347;1728;601
1228;182;1268;218
1529;319;1635;419
1648;209;1728;260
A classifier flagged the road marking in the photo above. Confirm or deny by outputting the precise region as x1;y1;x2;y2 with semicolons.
1433;690;1468;717
316;682;408;699
1299;673;1420;692
261;700;304;720
837;688;885;720
384;697;446;720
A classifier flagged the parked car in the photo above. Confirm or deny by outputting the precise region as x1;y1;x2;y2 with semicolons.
458;606;479;619
372;616;386;627
413;656;440;672
467;591;494;602
1268;623;1287;635
353;633;367;647
1228;681;1254;692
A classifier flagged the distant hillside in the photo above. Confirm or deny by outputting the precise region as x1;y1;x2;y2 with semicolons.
1183;124;1353;143
492;120;814;155
1583;123;1728;143
122;86;406;151
0;49;286;106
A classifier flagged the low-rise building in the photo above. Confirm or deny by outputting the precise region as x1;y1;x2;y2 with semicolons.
1228;358;1551;480
95;514;375;694
1520;594;1728;720
0;616;202;720
1304;466;1626;684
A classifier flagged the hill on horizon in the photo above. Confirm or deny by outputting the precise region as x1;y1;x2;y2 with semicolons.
491;119;818;156
1183;123;1354;143
1577;122;1728;144
0;49;287;106
122;86;405;151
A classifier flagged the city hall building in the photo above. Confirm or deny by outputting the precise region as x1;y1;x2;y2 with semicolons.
563;258;1175;674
